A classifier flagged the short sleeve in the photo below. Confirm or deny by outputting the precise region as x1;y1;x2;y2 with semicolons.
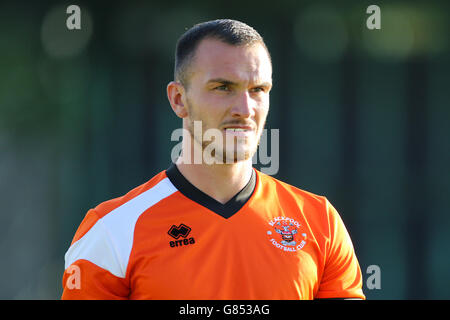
61;210;130;300
315;200;365;299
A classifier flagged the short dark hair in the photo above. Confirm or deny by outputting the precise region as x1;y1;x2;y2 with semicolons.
174;19;270;87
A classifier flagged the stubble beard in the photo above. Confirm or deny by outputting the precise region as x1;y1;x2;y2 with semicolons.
185;99;264;165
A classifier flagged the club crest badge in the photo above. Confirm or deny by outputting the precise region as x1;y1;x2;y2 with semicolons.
266;216;307;252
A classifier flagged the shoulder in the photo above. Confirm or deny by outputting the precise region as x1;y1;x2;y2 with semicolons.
70;169;175;244
254;170;340;232
64;169;178;278
255;169;330;208
93;170;176;220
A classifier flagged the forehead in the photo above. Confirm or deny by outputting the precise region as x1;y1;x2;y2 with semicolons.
190;38;272;84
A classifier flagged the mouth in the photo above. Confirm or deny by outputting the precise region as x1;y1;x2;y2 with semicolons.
224;128;250;132
222;125;254;135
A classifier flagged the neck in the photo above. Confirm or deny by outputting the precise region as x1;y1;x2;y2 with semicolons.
175;159;253;204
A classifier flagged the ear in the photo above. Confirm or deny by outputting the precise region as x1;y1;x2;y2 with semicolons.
167;81;188;118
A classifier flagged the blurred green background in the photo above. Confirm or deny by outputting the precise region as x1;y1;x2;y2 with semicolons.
1;0;449;299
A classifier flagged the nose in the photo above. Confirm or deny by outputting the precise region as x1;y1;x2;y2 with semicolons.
230;91;253;118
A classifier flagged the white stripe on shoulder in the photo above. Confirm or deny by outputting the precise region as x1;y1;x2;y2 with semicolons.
64;177;178;278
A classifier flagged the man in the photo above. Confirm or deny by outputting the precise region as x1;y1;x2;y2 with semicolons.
62;19;365;300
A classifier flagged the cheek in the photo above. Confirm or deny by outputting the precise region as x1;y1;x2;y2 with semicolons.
186;101;223;130
188;92;223;115
255;102;269;123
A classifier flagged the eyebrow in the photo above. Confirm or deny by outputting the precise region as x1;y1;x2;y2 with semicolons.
207;78;236;86
206;78;272;88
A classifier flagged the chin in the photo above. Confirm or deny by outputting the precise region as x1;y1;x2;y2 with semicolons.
222;147;255;164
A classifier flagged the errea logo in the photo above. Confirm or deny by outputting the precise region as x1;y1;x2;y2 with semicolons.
168;223;196;248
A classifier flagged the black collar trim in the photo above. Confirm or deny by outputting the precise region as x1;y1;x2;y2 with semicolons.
165;163;256;219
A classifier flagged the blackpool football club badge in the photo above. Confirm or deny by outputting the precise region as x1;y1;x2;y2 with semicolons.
266;216;307;252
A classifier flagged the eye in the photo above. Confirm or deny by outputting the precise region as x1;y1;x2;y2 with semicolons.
250;86;265;93
215;84;230;91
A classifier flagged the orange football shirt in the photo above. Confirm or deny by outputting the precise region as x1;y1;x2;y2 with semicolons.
61;164;365;300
